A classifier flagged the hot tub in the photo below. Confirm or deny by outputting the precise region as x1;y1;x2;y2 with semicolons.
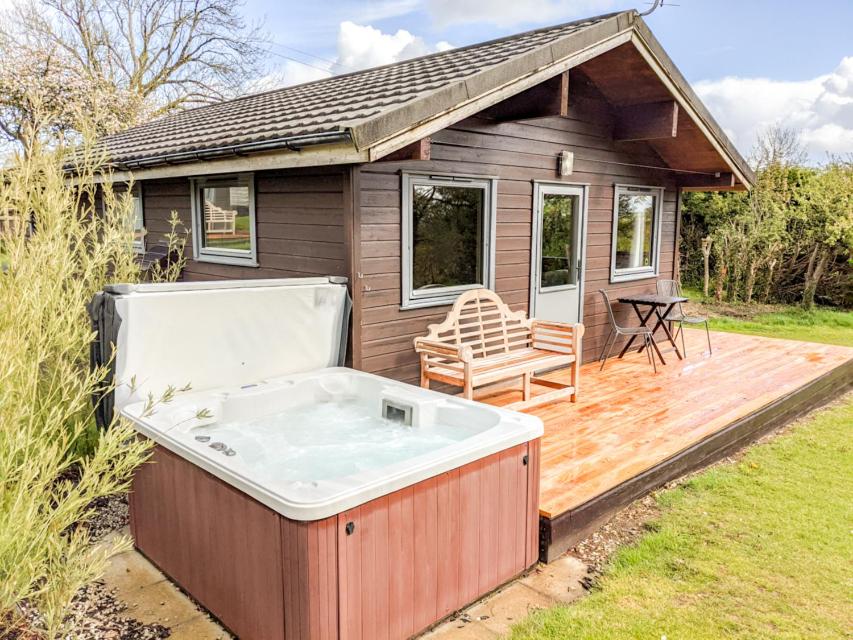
96;278;543;640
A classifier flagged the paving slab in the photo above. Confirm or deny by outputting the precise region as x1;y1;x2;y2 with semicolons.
101;550;167;594
421;618;500;639
521;555;588;603
462;582;556;637
99;544;584;639
169;613;234;640
114;571;201;628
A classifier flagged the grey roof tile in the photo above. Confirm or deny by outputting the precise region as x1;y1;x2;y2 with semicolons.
102;13;618;165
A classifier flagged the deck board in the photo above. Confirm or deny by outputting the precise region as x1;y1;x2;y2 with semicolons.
477;330;853;519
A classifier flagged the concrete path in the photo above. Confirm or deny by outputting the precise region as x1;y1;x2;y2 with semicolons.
99;528;588;640
100;529;232;639
422;556;588;639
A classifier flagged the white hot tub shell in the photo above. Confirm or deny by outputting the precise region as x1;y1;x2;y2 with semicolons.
99;278;543;640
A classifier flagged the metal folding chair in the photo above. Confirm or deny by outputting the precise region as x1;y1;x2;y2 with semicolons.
598;289;657;373
656;279;712;356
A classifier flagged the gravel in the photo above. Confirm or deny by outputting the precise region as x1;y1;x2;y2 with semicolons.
2;490;172;640
84;494;131;542
16;583;171;640
572;493;661;576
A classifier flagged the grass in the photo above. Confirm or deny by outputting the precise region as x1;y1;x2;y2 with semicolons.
510;396;853;640
681;286;853;347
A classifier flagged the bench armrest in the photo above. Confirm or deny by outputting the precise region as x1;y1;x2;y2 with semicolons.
531;320;584;354
413;338;473;362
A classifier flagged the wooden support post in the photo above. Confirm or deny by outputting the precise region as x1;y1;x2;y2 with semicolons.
482;71;569;122
614;100;678;142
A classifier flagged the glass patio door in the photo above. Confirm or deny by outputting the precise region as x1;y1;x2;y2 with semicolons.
530;184;585;324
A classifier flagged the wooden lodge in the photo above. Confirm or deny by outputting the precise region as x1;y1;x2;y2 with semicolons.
95;10;853;562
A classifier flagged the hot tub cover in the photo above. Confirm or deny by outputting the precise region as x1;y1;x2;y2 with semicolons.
90;277;351;422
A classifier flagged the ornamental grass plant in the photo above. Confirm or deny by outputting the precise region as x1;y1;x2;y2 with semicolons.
0;142;182;638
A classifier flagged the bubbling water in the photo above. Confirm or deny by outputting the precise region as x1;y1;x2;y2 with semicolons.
190;399;485;483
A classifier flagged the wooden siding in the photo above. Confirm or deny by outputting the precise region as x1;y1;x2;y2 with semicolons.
131;440;540;640
130;446;286;640
336;440;539;640
139;166;349;282
355;80;679;382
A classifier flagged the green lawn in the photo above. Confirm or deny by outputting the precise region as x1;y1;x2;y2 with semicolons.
681;286;853;347
510;396;853;640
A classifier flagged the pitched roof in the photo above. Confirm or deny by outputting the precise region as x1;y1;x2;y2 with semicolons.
99;10;753;189
101;12;621;166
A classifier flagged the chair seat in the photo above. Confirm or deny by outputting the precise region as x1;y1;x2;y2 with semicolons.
616;325;654;335
666;313;708;324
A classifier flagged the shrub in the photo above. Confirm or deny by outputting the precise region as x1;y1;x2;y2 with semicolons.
0;144;181;638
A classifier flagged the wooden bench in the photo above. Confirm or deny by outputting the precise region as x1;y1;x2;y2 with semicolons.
413;289;584;410
204;203;237;235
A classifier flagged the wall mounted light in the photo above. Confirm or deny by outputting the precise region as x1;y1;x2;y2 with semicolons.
558;150;574;176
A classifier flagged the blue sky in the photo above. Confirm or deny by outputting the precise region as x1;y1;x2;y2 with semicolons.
246;0;853;161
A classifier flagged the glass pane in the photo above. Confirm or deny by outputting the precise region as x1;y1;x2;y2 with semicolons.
615;193;655;270
131;195;144;248
201;185;251;252
540;193;578;288
412;184;484;291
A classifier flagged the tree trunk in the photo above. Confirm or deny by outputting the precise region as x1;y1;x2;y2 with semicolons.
802;246;830;309
715;263;728;302
701;236;712;298
744;261;758;303
762;258;777;303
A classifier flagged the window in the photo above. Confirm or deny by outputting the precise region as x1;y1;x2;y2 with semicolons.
131;186;144;253
402;173;496;309
538;190;580;290
610;185;663;282
190;174;257;266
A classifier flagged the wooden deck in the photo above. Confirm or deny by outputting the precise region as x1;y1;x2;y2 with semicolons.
477;330;853;561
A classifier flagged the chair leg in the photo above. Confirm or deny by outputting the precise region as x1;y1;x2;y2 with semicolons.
522;372;531;401
705;320;713;355
599;331;616;371
646;334;657;373
679;321;687;357
599;328;613;362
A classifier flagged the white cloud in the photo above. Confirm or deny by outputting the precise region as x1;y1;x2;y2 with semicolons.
337;21;437;70
426;0;619;27
695;57;853;163
264;21;453;88
250;60;332;92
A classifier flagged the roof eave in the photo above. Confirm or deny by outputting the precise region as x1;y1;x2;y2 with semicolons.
80;139;367;184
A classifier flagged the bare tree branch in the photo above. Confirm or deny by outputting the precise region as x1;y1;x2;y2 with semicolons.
0;0;268;151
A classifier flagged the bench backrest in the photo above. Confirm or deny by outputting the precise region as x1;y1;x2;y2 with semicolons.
423;289;533;360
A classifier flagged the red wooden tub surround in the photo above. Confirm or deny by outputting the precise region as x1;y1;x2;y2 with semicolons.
129;439;541;640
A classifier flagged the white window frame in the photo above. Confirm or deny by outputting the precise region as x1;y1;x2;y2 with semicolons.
610;184;663;283
190;173;258;267
401;172;497;310
131;184;145;254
